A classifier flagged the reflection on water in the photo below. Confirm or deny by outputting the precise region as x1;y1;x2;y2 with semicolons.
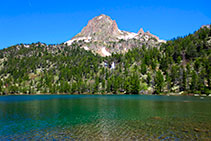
0;95;211;140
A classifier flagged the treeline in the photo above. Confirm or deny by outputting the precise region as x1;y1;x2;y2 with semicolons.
0;26;210;95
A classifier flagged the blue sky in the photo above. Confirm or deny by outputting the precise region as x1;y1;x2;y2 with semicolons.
0;0;210;49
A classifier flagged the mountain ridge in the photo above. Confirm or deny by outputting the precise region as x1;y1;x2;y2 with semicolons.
65;14;165;56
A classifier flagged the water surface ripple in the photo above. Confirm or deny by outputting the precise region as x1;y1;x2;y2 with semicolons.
0;95;210;140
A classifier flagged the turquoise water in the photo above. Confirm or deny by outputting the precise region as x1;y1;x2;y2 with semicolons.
0;95;210;140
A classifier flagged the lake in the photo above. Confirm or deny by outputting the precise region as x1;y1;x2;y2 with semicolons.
0;95;210;140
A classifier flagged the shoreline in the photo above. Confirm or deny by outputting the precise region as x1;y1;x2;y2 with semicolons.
1;93;210;97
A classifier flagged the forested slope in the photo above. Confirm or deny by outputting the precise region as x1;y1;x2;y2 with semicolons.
0;26;210;95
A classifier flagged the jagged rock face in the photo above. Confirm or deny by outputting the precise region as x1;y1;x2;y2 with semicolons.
138;28;144;35
74;14;121;41
66;14;166;57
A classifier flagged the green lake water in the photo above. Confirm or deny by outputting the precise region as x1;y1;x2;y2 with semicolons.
0;95;210;140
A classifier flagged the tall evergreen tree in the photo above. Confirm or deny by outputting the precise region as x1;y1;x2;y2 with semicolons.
154;70;164;94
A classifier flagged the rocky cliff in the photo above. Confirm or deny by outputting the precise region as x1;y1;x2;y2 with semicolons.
66;14;165;56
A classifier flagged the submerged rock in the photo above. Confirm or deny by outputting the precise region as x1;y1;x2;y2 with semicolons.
183;101;191;103
151;116;162;120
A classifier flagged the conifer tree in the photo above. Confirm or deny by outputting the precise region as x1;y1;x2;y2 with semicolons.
155;70;164;94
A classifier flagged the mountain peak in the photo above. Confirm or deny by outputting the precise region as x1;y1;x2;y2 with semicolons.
138;28;144;35
96;14;110;20
72;14;121;41
65;14;165;56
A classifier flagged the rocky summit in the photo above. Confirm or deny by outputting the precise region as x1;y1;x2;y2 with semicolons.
66;14;165;57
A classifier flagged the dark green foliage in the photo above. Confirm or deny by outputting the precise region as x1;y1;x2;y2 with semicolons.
190;70;199;93
140;63;147;75
0;26;210;95
181;67;187;91
154;70;164;94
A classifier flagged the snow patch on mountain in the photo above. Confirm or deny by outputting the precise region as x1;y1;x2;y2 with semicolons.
158;40;166;43
66;37;92;45
83;46;89;50
117;32;138;40
102;47;111;56
98;15;103;20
